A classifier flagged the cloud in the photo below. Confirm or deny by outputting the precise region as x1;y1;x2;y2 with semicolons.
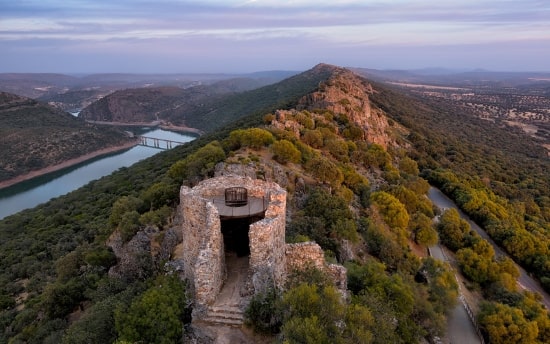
1;0;549;72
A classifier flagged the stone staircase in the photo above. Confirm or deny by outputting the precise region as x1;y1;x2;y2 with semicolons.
203;303;245;326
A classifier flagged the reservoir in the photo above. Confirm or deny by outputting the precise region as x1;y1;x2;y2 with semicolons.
0;128;196;220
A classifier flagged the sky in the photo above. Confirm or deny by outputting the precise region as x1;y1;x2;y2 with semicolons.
1;0;549;73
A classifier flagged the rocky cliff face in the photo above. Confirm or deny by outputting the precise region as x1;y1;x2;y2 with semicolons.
296;67;393;148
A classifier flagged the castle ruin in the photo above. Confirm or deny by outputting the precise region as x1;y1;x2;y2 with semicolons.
179;175;346;322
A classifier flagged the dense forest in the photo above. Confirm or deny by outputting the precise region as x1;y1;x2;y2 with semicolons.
0;65;549;343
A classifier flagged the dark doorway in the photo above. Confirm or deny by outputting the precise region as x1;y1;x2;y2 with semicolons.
221;218;250;257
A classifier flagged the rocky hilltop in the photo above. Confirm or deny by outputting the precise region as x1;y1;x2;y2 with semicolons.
297;66;394;148
0;92;132;184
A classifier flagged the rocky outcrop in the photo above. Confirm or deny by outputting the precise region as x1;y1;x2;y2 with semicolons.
296;68;393;148
107;226;183;281
107;229;154;281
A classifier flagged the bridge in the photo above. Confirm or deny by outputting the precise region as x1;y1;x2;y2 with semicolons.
138;136;187;150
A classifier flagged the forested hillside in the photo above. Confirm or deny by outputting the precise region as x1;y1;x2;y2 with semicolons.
0;65;548;343
80;64;334;132
0;92;132;183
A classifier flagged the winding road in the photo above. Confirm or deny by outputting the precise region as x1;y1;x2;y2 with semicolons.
429;245;481;344
428;187;550;310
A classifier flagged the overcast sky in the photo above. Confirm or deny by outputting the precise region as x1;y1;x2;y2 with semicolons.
1;0;549;73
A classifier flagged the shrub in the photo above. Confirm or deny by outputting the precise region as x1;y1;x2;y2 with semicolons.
245;288;282;334
114;275;188;344
272;139;301;164
228;128;274;149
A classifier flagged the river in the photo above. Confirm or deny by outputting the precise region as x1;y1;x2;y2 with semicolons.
0;128;196;220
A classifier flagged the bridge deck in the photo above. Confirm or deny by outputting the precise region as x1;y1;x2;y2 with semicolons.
138;136;187;149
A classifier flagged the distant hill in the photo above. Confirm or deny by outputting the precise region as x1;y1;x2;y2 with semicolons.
80;64;336;132
351;67;550;86
0;92;132;183
0;71;297;104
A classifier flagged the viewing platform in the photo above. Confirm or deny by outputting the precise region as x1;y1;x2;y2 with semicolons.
211;187;269;219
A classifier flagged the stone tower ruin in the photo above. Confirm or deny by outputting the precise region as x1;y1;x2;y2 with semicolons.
180;176;286;318
179;175;346;321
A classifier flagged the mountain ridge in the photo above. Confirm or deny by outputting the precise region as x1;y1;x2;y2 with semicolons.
79;63;338;132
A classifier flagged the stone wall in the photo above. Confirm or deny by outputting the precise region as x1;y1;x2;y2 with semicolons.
249;189;287;293
180;187;225;317
285;242;347;293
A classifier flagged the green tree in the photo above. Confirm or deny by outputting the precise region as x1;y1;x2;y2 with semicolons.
303;188;357;244
272;139;301;164
139;205;172;228
365;144;391;169
325;138;350;162
456;248;499;285
119;211;140;242
420;258;458;313
399;157;420;176
343;303;374;343
280;284;346;343
114;275;188;344
370;191;410;231
411;213;438;247
245;288;282;334
141;181;178;210
167;140;225;183
282;316;329;344
304;155;344;188
228;128;274;149
42;278;86;319
341;164;369;194
478;301;539;344
437;208;470;251
302;129;324;148
109;196;144;228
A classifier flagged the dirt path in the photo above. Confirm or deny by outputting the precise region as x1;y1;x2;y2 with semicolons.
0;140;138;190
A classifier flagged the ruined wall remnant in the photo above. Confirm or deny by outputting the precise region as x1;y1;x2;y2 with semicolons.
286;242;348;293
249;188;287;293
179;188;225;316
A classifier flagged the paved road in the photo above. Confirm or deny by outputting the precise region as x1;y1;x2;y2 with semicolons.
428;187;550;310
429;245;482;344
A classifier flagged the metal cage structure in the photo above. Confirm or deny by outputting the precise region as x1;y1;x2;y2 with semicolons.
224;187;248;207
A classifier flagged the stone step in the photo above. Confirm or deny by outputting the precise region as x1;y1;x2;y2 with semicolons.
203;305;245;326
209;305;242;314
202;314;244;326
